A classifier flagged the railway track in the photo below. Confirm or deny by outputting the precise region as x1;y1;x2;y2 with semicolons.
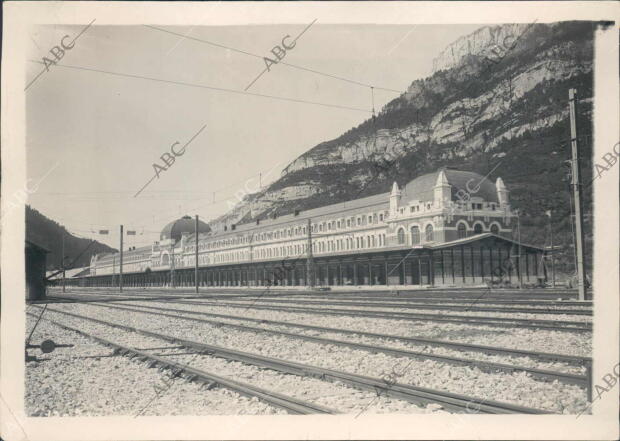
87;301;591;364
26;312;335;415
70;301;590;387
152;298;593;332
29;306;552;414
48;287;586;303
49;291;592;315
258;294;593;308
209;297;592;316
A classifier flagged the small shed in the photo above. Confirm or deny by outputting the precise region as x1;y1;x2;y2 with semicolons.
26;240;50;301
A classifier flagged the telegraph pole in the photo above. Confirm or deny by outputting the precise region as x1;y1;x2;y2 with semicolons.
306;218;314;288
568;88;586;300
548;212;556;288
170;241;175;288
61;230;66;293
517;210;522;289
119;225;124;292
195;215;199;293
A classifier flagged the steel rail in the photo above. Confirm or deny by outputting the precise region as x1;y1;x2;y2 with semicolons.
256;295;593;308
48;286;582;300
29;307;551;414
44;292;592;331
26;311;336;415
200;297;592;316
59;288;593;310
86;301;591;365
156;298;593;332
76;301;589;386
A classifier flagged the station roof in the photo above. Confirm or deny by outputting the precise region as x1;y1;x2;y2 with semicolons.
401;169;499;204
426;233;544;252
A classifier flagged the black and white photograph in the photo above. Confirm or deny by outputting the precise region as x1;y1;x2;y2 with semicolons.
1;1;619;440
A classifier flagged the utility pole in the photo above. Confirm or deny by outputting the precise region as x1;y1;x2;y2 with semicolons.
568;88;587;300
548;212;556;288
61;230;66;293
517;210;522;289
119;225;123;292
306;218;314;288
170;241;175;288
195;215;199;293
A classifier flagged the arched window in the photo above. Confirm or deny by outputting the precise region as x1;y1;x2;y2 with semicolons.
411;226;420;245
457;223;467;239
425;224;434;242
474;223;484;234
397;228;406;245
490;224;499;234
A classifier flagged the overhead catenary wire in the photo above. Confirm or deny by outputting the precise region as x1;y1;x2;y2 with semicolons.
143;24;405;95
29;60;372;114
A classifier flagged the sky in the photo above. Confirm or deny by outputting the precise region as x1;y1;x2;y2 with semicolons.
26;23;483;249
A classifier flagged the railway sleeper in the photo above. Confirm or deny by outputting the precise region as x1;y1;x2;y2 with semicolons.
29;309;552;414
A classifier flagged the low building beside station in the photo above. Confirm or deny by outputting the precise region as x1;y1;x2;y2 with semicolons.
26;240;49;301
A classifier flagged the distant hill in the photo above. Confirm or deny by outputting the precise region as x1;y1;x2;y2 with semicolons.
212;21;596;277
26;206;116;270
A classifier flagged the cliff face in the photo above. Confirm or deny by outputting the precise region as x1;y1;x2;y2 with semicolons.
213;22;594;273
431;23;530;73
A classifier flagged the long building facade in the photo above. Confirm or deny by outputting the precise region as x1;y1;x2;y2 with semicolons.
82;168;546;288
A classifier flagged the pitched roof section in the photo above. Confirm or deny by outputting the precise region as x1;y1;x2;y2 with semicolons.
227;191;390;236
426;233;544;252
401;169;499;204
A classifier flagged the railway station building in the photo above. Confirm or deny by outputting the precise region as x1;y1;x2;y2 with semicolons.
77;168;546;289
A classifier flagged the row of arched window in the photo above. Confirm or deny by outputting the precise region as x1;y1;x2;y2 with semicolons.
457;221;500;238
397;225;433;245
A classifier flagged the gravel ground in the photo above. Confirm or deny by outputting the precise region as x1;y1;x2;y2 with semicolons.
26;309;440;415
40;305;588;414
61;302;586;375
186;299;592;324
123;299;592;357
25;315;284;417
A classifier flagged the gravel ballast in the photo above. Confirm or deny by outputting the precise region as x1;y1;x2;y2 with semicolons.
63;302;586;375
122;299;592;356
26;309;439;416
39;305;588;414
25;315;284;417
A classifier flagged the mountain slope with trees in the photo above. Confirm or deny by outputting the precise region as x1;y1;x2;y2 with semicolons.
26;205;117;271
216;21;597;277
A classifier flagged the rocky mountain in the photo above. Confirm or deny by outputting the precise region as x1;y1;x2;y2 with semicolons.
213;21;596;275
